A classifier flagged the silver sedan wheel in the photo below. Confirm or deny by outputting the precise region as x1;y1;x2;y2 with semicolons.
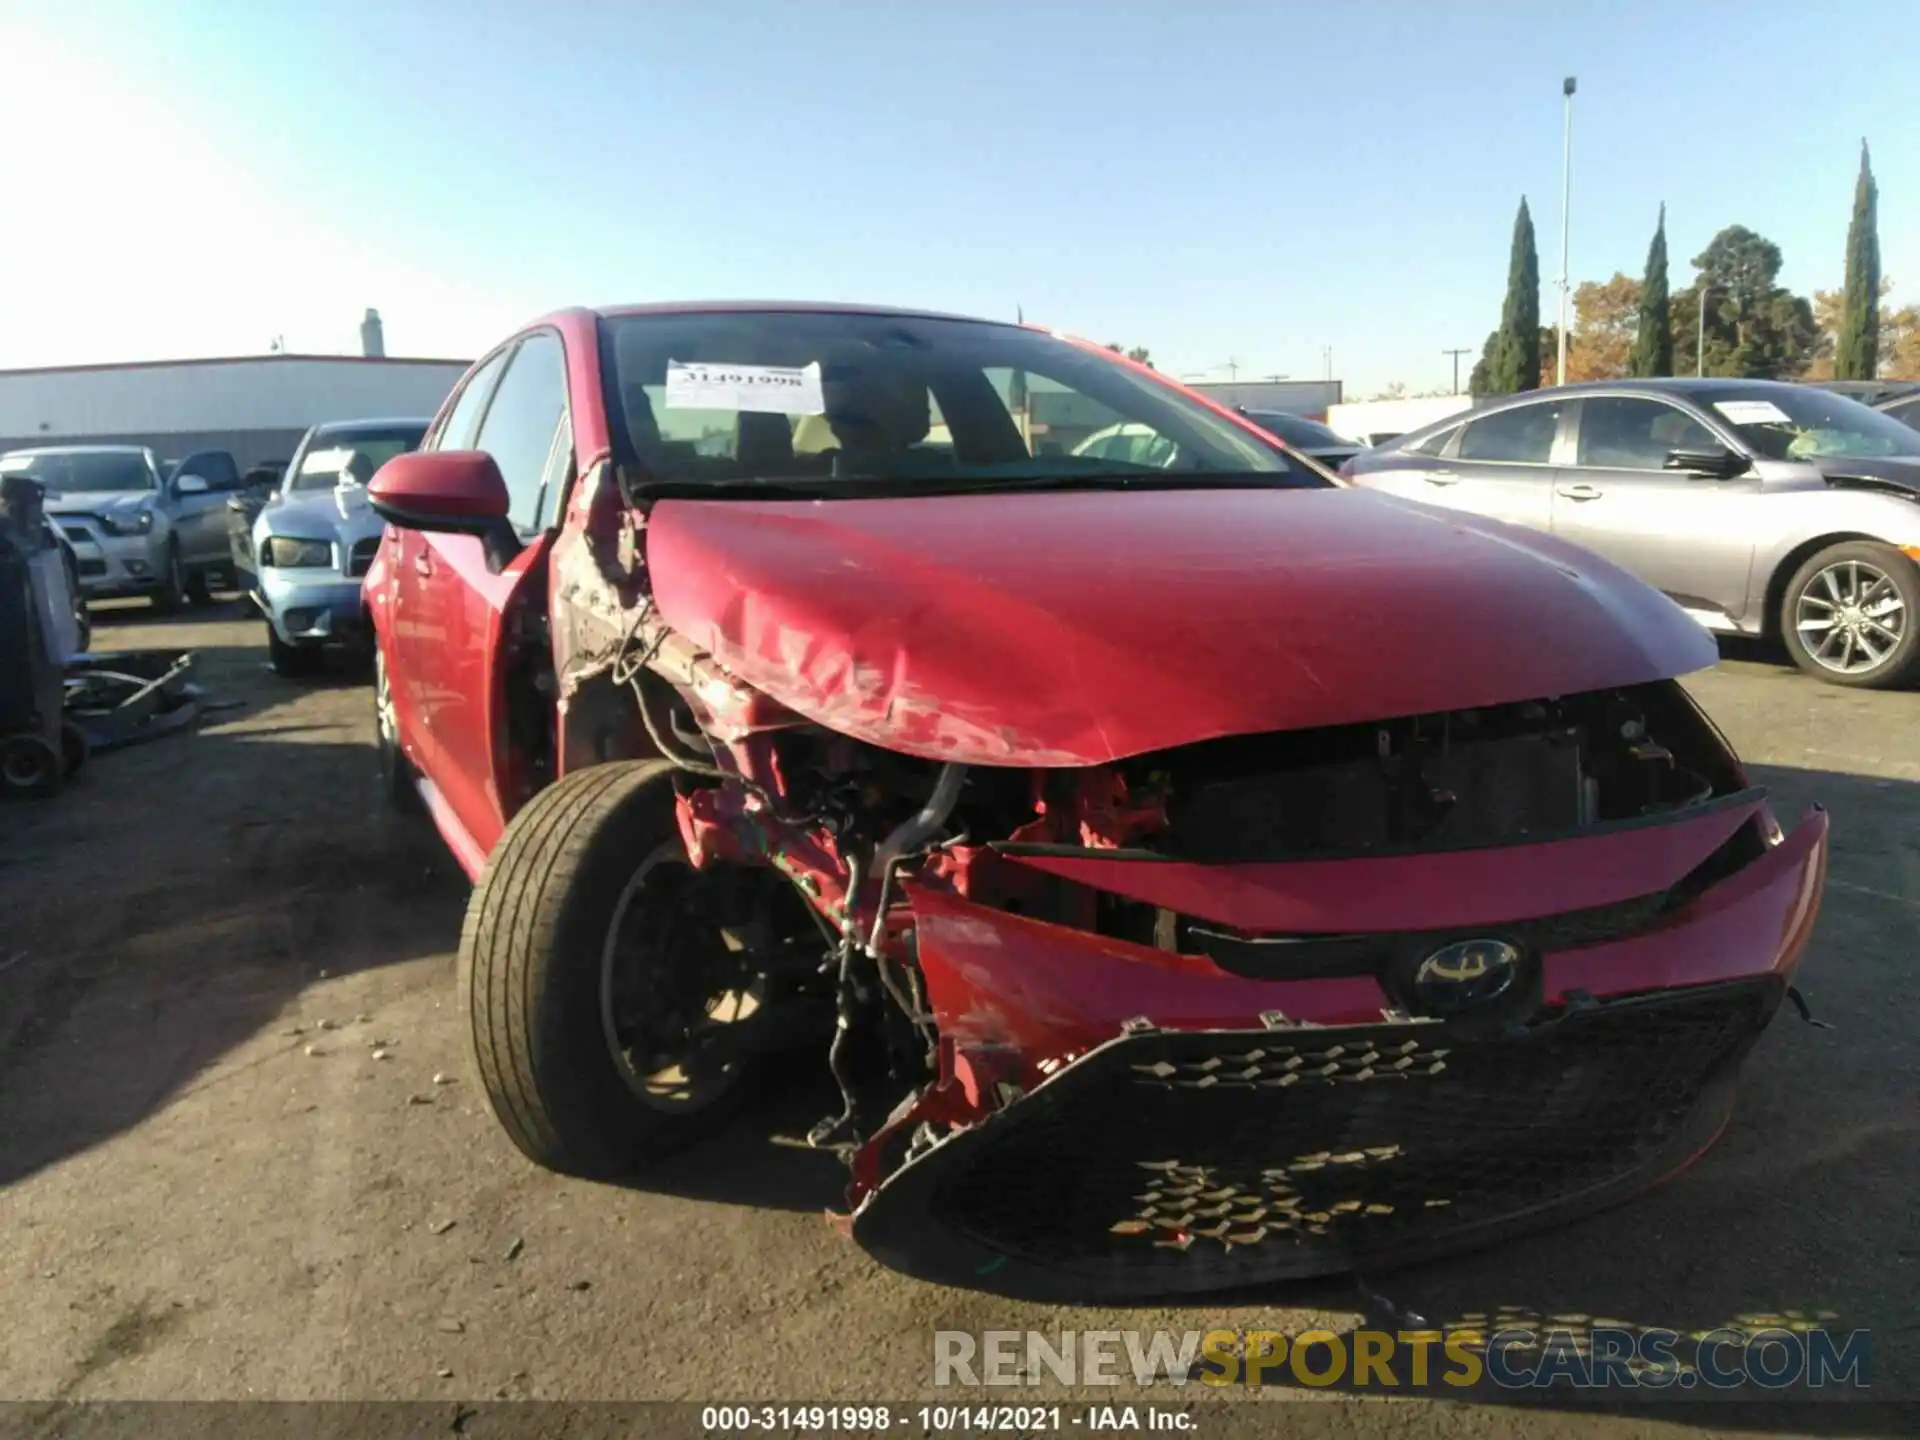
1794;559;1907;675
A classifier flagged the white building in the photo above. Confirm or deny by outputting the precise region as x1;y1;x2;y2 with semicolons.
0;354;472;471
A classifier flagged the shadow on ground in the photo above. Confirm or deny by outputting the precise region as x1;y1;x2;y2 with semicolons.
4;597;1916;1423
0;601;458;1190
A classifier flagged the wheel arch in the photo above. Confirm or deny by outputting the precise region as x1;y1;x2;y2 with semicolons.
1761;531;1882;637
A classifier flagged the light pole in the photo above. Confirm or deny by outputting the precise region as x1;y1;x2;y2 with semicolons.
1557;76;1576;387
1442;347;1471;394
1696;284;1714;376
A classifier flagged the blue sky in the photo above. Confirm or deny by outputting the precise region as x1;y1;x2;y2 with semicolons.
4;0;1915;394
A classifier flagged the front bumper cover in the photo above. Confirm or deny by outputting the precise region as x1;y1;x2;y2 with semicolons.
853;979;1771;1300
852;803;1826;1298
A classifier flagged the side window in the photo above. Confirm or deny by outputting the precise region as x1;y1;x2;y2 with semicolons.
472;332;569;532
432;351;510;453
1456;402;1564;464
1406;425;1457;457
1577;397;1717;470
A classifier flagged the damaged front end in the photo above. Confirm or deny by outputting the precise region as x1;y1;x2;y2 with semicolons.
565;528;1827;1295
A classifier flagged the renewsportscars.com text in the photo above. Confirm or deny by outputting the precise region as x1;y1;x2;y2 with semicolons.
933;1326;1871;1391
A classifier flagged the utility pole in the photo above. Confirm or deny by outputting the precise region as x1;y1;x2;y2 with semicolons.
1442;347;1471;395
1557;75;1577;387
1696;284;1713;376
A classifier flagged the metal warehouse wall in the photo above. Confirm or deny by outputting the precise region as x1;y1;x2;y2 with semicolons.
0;356;470;465
1185;379;1344;417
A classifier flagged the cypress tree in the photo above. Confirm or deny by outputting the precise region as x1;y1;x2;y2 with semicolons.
1486;199;1541;393
1835;141;1880;380
1631;204;1673;377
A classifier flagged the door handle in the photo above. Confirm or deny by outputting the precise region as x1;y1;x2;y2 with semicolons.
413;551;434;577
1423;469;1460;486
1557;483;1603;501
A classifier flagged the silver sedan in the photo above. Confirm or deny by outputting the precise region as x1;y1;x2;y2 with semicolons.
1343;379;1920;688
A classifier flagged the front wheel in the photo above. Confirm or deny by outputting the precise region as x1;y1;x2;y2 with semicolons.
266;618;322;678
151;541;185;613
373;642;418;812
1780;541;1920;689
460;761;776;1178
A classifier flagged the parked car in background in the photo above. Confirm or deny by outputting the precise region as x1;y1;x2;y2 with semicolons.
1238;409;1364;469
1345;378;1920;688
1811;379;1920;409
1873;387;1920;431
361;303;1825;1298
0;444;242;608
248;418;429;676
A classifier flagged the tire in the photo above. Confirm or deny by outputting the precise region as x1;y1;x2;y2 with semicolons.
1;734;64;798
373;642;418;812
60;721;90;777
266;618;322;678
1780;540;1920;689
184;568;213;604
151;541;186;612
461;760;765;1178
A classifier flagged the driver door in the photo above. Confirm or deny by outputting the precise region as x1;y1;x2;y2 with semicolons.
394;332;572;859
171;449;242;566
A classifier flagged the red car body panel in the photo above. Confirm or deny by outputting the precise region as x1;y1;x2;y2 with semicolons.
644;487;1718;767
1001;793;1759;933
904;806;1826;1082
368;301;1830;1296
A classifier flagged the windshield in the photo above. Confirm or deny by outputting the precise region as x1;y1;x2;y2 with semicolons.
600;311;1322;493
0;450;155;492
286;428;426;491
1244;411;1349;448
1700;386;1920;461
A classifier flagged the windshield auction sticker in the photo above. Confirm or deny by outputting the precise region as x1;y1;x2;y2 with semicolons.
664;359;825;415
1712;399;1793;426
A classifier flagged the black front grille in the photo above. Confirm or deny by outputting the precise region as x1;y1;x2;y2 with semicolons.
347;538;379;577
853;979;1778;1298
78;558;107;577
61;524;91;543
1189;888;1672;982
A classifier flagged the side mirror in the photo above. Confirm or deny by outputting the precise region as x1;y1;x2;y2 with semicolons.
175;473;210;494
369;450;521;571
1663;447;1751;479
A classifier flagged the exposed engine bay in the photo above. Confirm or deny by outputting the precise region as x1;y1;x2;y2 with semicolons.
600;580;1762;1199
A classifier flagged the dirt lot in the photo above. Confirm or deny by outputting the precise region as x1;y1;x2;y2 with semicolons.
2;600;1916;1433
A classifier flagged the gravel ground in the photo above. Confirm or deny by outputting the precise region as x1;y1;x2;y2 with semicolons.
1;601;1914;1438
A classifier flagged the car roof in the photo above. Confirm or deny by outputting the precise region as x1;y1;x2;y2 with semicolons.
1537;377;1811;398
591;299;1010;327
1;443;149;457
308;417;432;435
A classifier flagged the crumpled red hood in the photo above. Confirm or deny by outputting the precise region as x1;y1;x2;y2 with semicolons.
644;486;1717;765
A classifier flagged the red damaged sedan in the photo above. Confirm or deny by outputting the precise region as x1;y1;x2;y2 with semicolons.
363;303;1828;1299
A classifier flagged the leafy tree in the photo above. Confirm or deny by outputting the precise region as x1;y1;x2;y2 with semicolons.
1805;277;1894;379
1835;142;1881;380
1564;274;1641;381
1631;205;1672;376
1480;199;1541;394
1670;226;1818;379
1467;328;1498;395
1106;343;1154;368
